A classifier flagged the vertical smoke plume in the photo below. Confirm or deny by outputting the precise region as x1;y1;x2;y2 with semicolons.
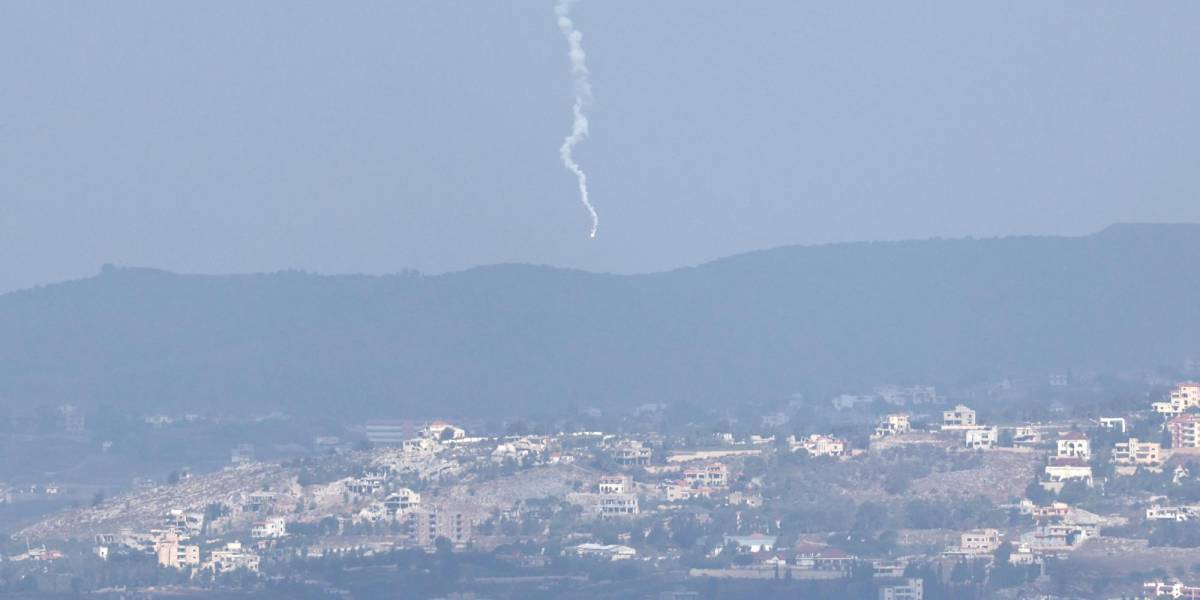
555;0;598;238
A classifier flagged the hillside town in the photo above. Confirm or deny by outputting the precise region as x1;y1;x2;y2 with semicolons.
4;376;1200;598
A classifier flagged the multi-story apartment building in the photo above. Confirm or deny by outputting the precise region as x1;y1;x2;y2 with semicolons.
1044;457;1093;487
1010;426;1041;446
154;532;200;569
420;420;466;441
682;463;728;488
1056;432;1091;459
959;529;1001;554
612;440;652;466
598;475;631;495
384;488;421;516
878;578;924;600
1143;580;1200;599
597;494;639;517
789;434;846;457
964;427;998;450
1146;505;1200;522
404;509;471;546
942;405;977;429
873;414;911;438
1169;415;1200;449
364;420;418;445
251;517;288;539
206;541;260;574
1152;382;1200;415
1112;438;1164;468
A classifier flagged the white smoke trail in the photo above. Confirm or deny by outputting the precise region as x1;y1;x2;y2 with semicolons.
555;0;598;238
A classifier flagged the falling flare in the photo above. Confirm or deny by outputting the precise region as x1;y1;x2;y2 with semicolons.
555;0;598;238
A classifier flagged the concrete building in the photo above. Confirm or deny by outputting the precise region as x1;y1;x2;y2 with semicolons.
964;427;998;450
567;543;636;560
1153;383;1200;415
878;578;924;600
793;543;856;571
612;440;652;466
942;405;977;429
722;534;776;553
597;494;639;517
1011;426;1041;446
876;385;939;406
874;414;911;437
789;434;846;457
154;532;200;569
683;463;728;488
420;420;465;441
663;483;694;502
364;420;417;445
1044;457;1093;489
1112;438;1164;470
598;475;631;495
958;529;1001;554
251;517;287;539
206;541;259;574
1022;523;1094;551
384;488;421;516
1056;432;1091;459
165;508;205;537
404;509;471;547
1098;417;1127;433
1143;580;1200;599
1146;505;1200;522
1169;415;1200;449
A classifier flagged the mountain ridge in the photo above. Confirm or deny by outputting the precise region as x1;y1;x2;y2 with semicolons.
1;224;1197;419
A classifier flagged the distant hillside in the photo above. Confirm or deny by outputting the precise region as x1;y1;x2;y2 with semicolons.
0;224;1197;419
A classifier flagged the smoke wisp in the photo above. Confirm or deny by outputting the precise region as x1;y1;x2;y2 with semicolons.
555;0;598;238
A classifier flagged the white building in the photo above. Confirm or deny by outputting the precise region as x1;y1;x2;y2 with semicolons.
682;463;728;488
874;414;911;438
612;440;652;466
1112;438;1164;470
1044;458;1093;488
421;420;466;441
789;434;846;457
567;543;636;560
1146;506;1200;522
1144;581;1200;599
251;517;287;539
206;542;259;574
942;405;977;429
1011;426;1041;446
597;494;639;517
722;534;777;553
879;578;924;600
958;529;1001;554
1152;382;1200;415
1098;417;1127;433
964;427;998;450
598;475;632;495
1056;432;1091;460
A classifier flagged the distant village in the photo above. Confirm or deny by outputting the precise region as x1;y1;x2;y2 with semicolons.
5;373;1200;598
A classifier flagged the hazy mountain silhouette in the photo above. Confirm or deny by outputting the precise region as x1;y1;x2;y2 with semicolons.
1;224;1196;419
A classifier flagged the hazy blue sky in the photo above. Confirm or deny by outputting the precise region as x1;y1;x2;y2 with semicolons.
2;1;1198;293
